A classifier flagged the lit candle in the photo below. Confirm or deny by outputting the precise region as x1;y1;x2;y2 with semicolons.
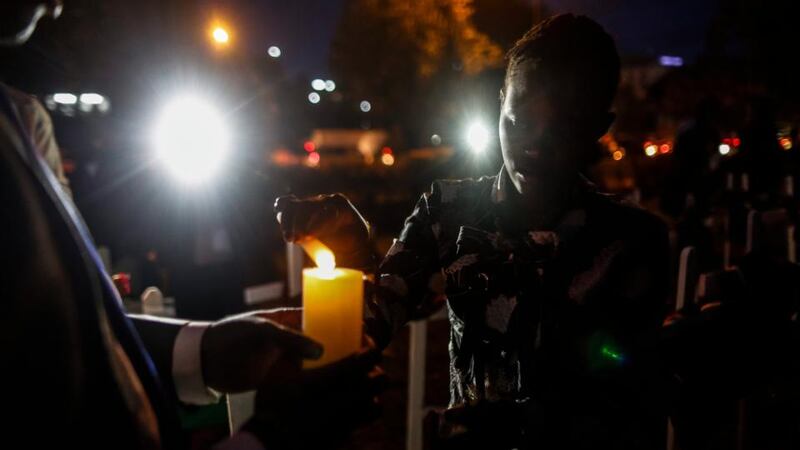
300;239;364;368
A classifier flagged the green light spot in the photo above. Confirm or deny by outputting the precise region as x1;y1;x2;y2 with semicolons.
601;345;624;362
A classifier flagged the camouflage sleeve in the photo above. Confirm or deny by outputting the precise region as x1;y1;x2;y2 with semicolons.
364;183;447;349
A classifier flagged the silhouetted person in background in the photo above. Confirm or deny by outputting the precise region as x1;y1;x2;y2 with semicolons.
664;98;721;272
662;98;721;217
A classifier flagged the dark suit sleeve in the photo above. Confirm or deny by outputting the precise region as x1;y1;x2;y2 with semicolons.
128;314;189;400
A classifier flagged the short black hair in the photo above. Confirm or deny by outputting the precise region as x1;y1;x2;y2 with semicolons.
504;14;620;112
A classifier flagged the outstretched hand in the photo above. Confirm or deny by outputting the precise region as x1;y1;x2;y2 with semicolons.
201;310;322;394
274;193;374;270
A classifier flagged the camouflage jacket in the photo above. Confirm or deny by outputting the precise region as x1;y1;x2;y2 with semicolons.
366;168;670;431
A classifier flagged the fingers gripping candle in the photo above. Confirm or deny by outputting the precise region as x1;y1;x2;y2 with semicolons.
300;238;364;368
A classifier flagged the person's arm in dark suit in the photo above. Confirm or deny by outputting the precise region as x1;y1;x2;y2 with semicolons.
127;315;203;403
128;309;326;406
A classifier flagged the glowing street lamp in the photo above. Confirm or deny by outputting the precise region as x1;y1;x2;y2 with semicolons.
212;27;229;44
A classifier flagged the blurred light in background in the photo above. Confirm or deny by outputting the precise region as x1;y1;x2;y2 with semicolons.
267;46;281;58
212;27;229;44
612;149;624;161
644;144;658;157
79;93;105;105
53;93;78;105
718;143;731;155
311;79;326;91
359;100;371;112
465;120;490;154
152;96;230;185
304;141;316;152
307;151;320;167
780;137;793;150
659;55;683;67
324;80;336;92
659;143;671;154
48;92;110;114
308;92;321;104
381;153;395;166
722;137;742;149
431;134;442;146
271;148;299;167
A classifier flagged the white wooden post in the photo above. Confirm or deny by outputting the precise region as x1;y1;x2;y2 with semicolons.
406;307;447;450
723;212;732;269
287;242;304;298
675;247;696;311
667;246;696;450
746;210;759;254
406;320;428;450
227;392;257;434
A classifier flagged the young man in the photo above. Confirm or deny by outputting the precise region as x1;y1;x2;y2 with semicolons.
277;14;670;449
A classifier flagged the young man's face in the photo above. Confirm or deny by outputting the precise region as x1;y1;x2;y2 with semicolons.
499;61;611;200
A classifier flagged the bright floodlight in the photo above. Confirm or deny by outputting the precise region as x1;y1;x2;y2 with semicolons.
466;121;490;154
718;143;731;155
311;79;326;91
53;93;77;105
268;46;281;58
153;96;230;185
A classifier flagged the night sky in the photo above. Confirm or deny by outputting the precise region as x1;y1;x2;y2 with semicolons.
221;0;718;77
555;0;719;60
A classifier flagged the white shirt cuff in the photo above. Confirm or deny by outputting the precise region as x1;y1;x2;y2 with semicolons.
172;322;222;405
213;431;266;450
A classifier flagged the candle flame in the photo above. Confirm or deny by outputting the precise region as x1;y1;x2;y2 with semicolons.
299;237;336;272
314;249;336;272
